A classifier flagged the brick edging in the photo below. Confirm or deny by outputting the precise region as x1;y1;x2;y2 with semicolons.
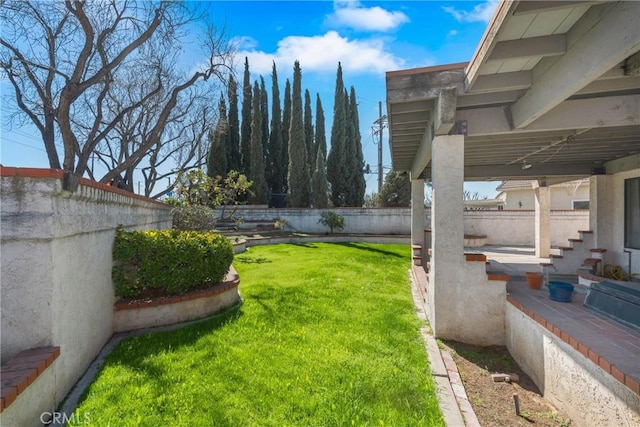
114;269;240;311
507;296;640;395
1;346;61;412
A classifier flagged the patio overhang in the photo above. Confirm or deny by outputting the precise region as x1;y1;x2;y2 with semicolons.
386;0;640;182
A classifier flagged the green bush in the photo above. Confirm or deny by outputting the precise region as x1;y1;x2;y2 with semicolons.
112;227;234;298
318;211;345;234
172;205;217;231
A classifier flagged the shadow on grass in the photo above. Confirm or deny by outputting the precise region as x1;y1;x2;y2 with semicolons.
334;242;407;258
234;255;272;264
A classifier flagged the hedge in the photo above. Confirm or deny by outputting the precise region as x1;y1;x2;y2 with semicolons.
112;226;234;298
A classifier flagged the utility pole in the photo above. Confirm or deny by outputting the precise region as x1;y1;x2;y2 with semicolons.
373;101;387;193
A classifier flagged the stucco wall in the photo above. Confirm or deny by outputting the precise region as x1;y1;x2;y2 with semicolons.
600;170;640;275
222;207;412;234
0;168;171;424
223;207;588;247
463;210;588;247
506;304;640;426
502;184;589;210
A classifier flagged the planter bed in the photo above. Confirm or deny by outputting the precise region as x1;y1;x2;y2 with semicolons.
113;266;240;332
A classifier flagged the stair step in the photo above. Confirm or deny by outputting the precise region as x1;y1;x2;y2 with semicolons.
558;246;573;251
568;238;583;243
550;254;564;259
582;258;601;267
578;230;593;234
590;248;607;253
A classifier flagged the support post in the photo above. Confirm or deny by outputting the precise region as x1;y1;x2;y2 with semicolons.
411;176;425;259
429;134;465;335
589;175;614;249
534;182;551;258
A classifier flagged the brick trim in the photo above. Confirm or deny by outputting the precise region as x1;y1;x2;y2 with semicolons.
507;297;639;396
1;346;60;412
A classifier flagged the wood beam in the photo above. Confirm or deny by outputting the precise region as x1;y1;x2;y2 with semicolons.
488;35;566;62
604;153;640;174
513;1;595;16
386;67;465;103
411;127;433;178
460;94;640;136
625;51;640;77
424;162;596;180
510;1;640;129
434;88;456;136
465;1;515;89
469;71;532;93
457;90;524;108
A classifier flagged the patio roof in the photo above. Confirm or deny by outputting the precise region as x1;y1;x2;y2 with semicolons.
386;0;640;183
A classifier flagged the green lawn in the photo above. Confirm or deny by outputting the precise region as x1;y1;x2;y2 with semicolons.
71;243;444;426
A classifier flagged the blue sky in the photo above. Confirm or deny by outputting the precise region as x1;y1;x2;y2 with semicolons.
1;0;501;197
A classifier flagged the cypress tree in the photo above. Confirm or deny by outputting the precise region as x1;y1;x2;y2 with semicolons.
227;75;241;173
311;135;329;208
240;57;252;175
346;86;365;206
327;62;348;207
260;76;269;160
303;89;314;181
268;62;284;194
250;81;269;204
206;96;228;179
311;93;328;207
315;93;326;165
281;79;292;194
287;61;310;207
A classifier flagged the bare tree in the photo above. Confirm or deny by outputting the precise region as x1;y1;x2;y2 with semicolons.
1;0;234;191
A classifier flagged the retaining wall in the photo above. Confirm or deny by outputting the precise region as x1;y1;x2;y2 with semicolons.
0;168;172;427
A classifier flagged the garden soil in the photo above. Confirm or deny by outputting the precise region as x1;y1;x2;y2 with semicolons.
443;341;573;427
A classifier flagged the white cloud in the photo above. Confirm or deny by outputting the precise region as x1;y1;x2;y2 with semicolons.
236;31;404;76
325;0;409;32
232;35;259;50
443;0;499;23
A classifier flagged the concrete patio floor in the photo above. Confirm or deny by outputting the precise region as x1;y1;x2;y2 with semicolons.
475;245;640;396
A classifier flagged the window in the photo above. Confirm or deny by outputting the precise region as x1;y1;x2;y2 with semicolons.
625;177;640;249
572;200;589;210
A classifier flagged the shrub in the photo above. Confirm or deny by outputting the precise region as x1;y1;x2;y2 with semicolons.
172;205;217;231
318;211;344;234
112;226;234;298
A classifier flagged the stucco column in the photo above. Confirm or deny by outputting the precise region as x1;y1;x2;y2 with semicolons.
410;177;425;255
429;134;464;335
534;183;550;258
589;175;614;248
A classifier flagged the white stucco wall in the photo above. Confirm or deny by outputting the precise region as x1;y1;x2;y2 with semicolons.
463;210;588;247
501;184;589;210
220;207;412;234
0;170;171;425
222;207;588;248
506;304;640;426
594;170;640;276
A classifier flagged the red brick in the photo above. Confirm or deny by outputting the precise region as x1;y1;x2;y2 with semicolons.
587;349;600;365
560;331;570;344
1;386;18;411
569;336;578;350
578;343;589;358
624;376;640;395
611;366;625;384
1;370;31;394
599;357;612;375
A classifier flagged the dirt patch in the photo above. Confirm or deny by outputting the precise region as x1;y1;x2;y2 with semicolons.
443;341;572;427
